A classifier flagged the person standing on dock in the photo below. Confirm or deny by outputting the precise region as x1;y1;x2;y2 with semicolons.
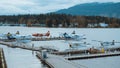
72;30;75;34
69;44;72;48
45;31;50;37
7;32;12;40
112;40;115;45
42;50;47;59
16;31;20;35
7;32;16;40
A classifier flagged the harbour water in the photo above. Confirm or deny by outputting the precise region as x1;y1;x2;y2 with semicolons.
72;56;120;68
0;26;120;68
0;45;42;68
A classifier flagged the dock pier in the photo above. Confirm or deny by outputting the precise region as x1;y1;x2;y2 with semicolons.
1;40;120;68
0;41;58;52
36;52;87;68
0;41;39;51
0;48;7;68
0;37;73;42
65;52;120;60
32;37;67;41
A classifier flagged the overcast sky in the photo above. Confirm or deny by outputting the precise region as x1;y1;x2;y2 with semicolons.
0;0;120;15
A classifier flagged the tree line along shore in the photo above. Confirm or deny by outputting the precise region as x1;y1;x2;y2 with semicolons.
0;13;120;28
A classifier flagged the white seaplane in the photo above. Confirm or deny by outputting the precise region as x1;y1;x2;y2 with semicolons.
0;33;31;43
92;40;120;49
64;41;91;52
59;31;86;41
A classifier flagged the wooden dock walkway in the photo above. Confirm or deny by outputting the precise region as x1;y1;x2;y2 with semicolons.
65;52;120;60
36;52;87;68
0;41;58;52
32;37;73;41
0;37;73;41
0;48;7;68
52;49;88;55
0;41;39;51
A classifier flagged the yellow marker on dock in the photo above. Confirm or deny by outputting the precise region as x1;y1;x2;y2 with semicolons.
101;48;105;53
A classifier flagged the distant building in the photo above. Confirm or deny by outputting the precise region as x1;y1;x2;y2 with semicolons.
31;23;46;27
58;24;63;27
69;22;78;27
40;23;46;27
99;23;108;28
0;22;3;26
87;23;98;28
88;22;108;28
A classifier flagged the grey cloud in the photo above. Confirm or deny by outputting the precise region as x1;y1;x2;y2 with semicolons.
0;0;120;15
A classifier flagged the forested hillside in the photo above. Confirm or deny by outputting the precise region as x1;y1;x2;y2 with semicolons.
0;13;120;28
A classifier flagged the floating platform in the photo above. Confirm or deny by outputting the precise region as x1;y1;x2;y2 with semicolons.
0;37;74;42
0;41;58;52
0;39;15;42
65;52;120;60
52;47;120;56
0;41;39;51
36;52;87;68
52;49;88;55
0;48;7;68
31;37;73;41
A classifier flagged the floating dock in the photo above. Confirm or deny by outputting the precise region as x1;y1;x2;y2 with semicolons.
52;50;88;55
0;41;58;52
0;48;7;68
32;37;74;41
0;41;39;51
65;52;120;60
52;47;120;55
36;52;87;68
0;37;74;42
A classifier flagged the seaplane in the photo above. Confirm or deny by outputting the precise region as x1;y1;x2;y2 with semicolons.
32;31;50;38
13;35;32;43
64;41;91;52
92;40;120;49
59;31;86;41
0;32;32;43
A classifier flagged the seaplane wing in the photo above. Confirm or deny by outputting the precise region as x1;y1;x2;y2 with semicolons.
13;35;32;43
0;34;7;39
92;40;102;42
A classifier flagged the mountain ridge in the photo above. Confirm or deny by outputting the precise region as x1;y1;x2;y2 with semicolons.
56;2;120;18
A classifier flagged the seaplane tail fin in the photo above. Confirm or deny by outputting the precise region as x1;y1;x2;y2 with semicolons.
45;31;50;36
